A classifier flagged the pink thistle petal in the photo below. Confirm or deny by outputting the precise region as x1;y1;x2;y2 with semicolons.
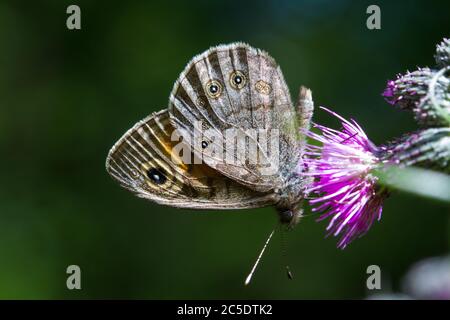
301;107;388;249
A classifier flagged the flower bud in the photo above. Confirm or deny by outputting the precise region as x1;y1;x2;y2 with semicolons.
383;68;432;110
435;38;450;68
383;38;450;127
383;128;450;172
383;68;450;127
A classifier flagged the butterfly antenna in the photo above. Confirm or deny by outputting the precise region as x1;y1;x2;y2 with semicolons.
244;229;275;286
280;224;294;280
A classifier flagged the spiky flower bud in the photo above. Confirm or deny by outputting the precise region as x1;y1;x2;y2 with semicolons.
383;38;450;127
435;38;450;68
382;128;450;173
383;68;433;110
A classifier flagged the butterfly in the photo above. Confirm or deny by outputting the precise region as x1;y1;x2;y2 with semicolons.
106;43;314;283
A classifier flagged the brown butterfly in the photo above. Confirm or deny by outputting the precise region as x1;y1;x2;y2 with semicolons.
106;43;314;283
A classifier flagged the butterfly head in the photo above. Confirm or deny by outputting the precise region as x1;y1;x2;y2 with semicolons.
274;173;306;227
277;205;303;228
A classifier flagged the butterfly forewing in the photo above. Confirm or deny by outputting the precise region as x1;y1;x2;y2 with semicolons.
106;109;276;209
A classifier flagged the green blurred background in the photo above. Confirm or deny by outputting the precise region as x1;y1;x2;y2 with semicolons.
0;0;449;299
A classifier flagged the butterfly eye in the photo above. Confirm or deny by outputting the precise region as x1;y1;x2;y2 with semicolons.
147;167;167;185
230;71;246;89
205;80;222;98
201;141;208;149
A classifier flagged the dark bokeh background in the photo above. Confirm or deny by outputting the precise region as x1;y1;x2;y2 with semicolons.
0;0;449;299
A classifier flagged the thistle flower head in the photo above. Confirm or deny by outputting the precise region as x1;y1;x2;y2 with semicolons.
382;68;433;110
303;108;388;249
384;127;450;172
382;38;450;127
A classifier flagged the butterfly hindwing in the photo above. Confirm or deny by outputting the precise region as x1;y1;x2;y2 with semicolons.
106;109;276;209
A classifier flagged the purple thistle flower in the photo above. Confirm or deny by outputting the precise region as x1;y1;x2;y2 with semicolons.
303;107;388;249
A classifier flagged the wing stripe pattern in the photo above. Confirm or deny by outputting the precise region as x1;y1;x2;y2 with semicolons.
168;43;300;192
106;110;275;209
